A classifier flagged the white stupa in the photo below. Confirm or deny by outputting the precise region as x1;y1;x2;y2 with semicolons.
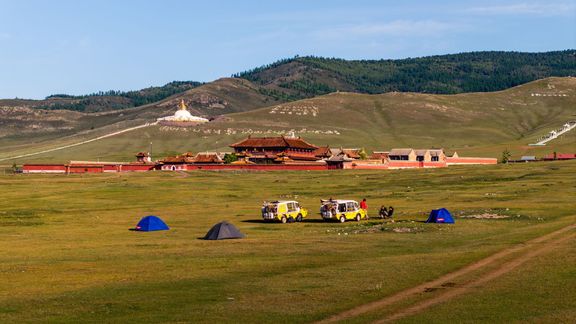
157;99;209;126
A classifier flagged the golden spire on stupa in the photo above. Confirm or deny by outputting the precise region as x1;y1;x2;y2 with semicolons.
178;99;188;111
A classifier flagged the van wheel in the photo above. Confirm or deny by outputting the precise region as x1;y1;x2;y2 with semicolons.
296;214;303;222
281;216;287;224
340;216;346;223
355;214;361;222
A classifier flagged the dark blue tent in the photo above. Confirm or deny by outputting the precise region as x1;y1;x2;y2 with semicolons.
204;221;245;240
134;215;170;231
426;208;455;224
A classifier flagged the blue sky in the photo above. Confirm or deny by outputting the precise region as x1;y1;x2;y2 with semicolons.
1;0;575;99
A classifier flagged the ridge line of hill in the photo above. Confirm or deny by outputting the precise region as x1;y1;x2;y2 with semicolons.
235;50;576;99
2;50;575;115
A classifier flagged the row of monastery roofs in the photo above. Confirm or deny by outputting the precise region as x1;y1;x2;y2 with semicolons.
22;135;499;174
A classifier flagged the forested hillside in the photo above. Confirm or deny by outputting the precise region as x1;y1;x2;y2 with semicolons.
3;50;575;113
236;50;576;99
35;81;203;112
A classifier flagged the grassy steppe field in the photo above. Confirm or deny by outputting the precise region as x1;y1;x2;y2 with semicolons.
0;161;574;322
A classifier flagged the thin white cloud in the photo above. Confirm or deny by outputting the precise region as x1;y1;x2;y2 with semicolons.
313;20;465;39
467;2;576;16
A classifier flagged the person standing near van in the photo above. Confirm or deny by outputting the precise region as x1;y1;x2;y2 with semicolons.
360;198;368;217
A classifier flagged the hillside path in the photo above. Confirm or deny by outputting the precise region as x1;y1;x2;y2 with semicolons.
0;122;157;162
318;221;576;323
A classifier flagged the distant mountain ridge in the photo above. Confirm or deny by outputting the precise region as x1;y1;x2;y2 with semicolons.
2;50;574;114
235;50;576;99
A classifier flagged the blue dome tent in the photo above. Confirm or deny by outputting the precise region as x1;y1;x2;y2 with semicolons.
426;208;455;224
133;215;170;231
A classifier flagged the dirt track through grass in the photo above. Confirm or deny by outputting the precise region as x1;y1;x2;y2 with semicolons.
0;122;156;162
319;221;576;323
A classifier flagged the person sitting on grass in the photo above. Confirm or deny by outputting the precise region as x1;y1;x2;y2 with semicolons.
379;205;388;219
388;206;394;218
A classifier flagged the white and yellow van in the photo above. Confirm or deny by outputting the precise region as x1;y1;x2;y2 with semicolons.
261;200;308;223
320;199;367;222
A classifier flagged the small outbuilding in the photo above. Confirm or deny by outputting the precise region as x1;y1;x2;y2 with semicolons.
426;208;455;224
204;221;245;240
389;148;416;161
520;156;536;162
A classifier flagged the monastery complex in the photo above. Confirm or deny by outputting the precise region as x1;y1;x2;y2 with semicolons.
22;132;497;173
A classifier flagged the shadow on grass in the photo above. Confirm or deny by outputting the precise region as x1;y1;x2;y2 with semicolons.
241;218;333;224
242;219;278;224
195;237;246;240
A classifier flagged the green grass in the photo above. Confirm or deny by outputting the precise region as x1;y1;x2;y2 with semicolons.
0;161;574;322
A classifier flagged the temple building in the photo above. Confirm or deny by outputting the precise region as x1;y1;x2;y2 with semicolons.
229;135;319;163
157;99;209;126
135;152;152;163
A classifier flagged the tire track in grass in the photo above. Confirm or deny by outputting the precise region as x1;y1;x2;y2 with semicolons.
318;222;576;323
376;231;575;323
0;122;157;162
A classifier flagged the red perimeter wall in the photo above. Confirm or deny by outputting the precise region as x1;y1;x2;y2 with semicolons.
446;157;497;165
344;163;389;170
68;165;103;173
185;164;330;171
23;158;497;174
120;164;157;172
543;153;576;160
387;161;447;169
22;163;156;173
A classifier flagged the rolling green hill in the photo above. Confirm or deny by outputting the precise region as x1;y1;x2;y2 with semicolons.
236;50;576;99
3;77;574;164
2;50;574;148
0;78;283;143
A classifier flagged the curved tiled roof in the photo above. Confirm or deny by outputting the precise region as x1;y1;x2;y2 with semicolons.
314;146;332;157
230;136;318;150
160;152;195;163
194;153;224;164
